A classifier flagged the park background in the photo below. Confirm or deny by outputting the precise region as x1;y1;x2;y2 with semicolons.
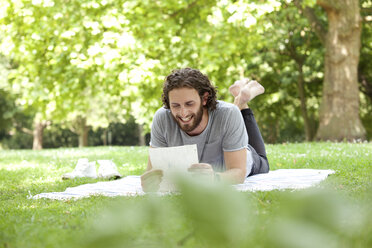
0;1;372;248
0;0;371;149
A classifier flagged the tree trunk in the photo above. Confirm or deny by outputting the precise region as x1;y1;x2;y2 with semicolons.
32;121;44;150
138;124;146;146
316;0;366;141
102;129;108;146
75;116;89;147
78;129;88;147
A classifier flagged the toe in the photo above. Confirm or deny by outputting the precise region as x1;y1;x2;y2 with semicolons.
229;84;241;97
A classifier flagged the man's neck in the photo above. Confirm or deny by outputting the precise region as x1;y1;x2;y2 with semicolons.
186;108;209;136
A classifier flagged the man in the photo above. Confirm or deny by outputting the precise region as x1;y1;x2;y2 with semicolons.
141;68;269;192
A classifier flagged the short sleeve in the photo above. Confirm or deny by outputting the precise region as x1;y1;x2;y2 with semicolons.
149;108;168;147
222;106;248;151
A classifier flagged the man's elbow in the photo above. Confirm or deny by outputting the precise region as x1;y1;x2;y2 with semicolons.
236;167;246;184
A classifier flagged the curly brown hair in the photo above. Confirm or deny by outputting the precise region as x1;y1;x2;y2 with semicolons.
162;68;217;110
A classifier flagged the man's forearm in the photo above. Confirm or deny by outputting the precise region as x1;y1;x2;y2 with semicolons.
146;159;153;172
218;168;246;184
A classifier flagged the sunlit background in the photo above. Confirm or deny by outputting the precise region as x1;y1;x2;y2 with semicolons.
0;0;371;150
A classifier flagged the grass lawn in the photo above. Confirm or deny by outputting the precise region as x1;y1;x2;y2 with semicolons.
0;143;371;248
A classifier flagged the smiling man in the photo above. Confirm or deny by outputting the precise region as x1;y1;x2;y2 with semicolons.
141;68;270;192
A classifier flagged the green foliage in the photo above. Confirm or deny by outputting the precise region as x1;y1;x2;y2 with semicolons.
1;117;143;149
0;130;33;149
244;2;324;142
43;124;79;148
0;103;34;149
266;189;372;248
82;186;372;248
359;5;372;140
106;117;141;146
88;118;142;146
0;0;371;143
175;177;254;247
1;0;141;127
301;0;317;8
0;88;15;137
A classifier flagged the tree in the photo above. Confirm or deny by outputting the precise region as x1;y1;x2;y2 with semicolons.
0;0;138;148
247;2;324;141
2;0;370;146
294;0;367;141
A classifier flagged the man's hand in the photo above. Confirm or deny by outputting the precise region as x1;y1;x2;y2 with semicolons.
188;163;215;181
141;169;163;192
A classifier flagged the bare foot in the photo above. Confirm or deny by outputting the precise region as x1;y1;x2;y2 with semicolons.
233;80;265;110
229;79;248;97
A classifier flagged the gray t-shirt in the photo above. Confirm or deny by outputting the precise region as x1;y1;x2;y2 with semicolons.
150;101;248;172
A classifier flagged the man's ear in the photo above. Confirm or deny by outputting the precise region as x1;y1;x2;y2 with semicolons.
202;92;209;106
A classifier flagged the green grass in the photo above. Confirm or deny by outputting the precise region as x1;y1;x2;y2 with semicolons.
0;143;371;248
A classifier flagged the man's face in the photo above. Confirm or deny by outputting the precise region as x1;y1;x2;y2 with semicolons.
168;87;206;134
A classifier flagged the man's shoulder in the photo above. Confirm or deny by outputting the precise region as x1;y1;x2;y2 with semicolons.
211;101;242;126
153;107;174;128
154;107;171;118
214;101;240;114
216;100;236;109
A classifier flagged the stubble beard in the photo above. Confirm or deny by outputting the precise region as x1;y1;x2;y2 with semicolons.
173;103;204;133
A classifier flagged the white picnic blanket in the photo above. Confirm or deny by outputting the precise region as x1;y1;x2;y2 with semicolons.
31;169;335;200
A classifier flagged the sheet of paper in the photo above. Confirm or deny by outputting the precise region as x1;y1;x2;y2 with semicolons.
149;144;199;192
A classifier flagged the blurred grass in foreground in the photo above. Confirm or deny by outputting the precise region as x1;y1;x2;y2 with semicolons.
85;179;372;248
0;143;371;247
